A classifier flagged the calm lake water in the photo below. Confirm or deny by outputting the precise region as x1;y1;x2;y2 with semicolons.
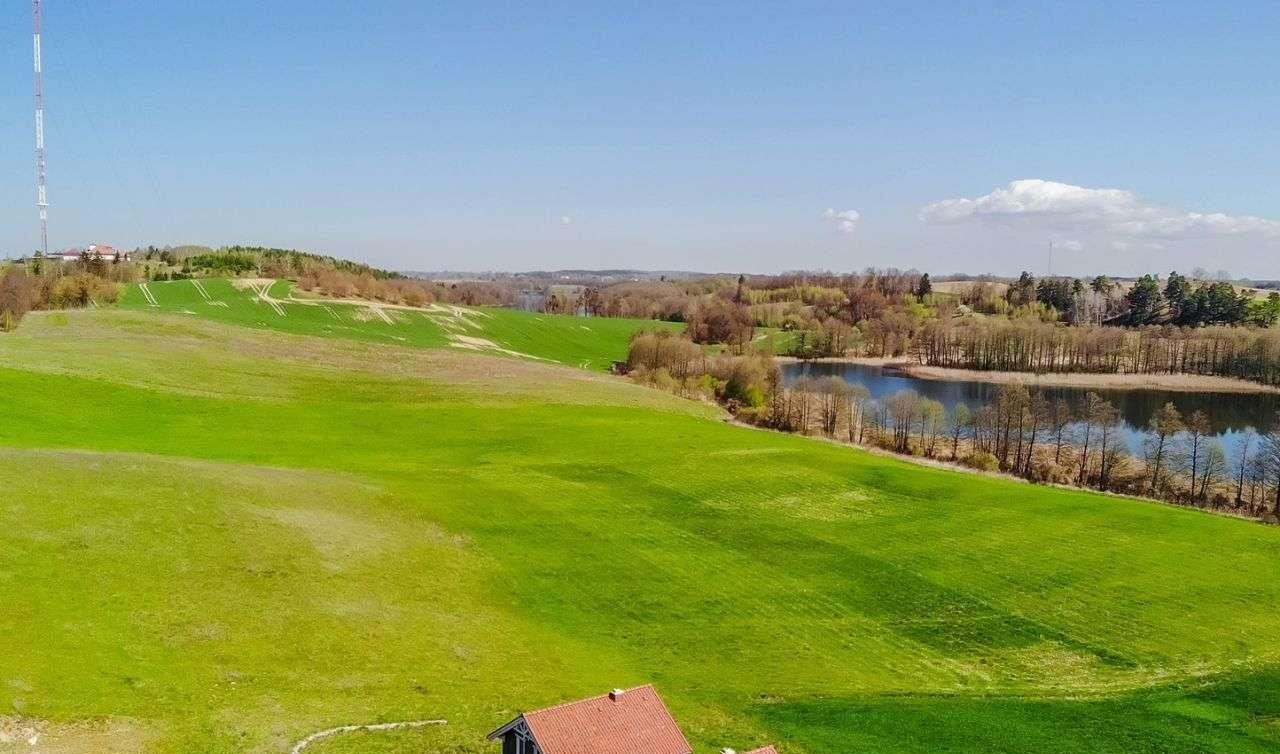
780;361;1280;458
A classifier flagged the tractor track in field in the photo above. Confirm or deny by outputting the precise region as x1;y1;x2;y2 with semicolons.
191;278;230;307
250;280;287;316
137;282;159;307
263;282;546;359
205;278;548;361
289;719;446;754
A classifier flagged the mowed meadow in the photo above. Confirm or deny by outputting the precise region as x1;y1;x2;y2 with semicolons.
1;294;1279;754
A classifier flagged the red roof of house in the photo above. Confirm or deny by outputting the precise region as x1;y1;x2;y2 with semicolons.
510;685;692;754
744;747;779;754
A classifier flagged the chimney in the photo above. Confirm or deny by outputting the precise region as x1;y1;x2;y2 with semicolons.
608;688;626;701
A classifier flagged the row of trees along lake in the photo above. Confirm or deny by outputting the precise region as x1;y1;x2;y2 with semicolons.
533;268;1280;386
625;330;1280;521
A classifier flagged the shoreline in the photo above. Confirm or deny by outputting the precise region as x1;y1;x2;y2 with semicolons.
727;416;1274;525
780;356;1280;395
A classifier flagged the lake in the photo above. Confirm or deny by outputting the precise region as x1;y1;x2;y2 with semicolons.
780;361;1279;458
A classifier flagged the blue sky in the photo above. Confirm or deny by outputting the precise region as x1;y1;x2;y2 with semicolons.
1;1;1278;275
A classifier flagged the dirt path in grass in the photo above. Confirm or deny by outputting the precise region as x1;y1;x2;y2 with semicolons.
449;334;550;361
289;719;446;754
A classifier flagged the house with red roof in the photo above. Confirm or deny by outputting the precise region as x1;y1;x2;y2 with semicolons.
32;244;130;263
487;685;778;754
488;685;690;754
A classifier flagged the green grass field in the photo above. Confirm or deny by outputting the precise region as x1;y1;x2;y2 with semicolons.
2;301;1279;754
117;278;679;370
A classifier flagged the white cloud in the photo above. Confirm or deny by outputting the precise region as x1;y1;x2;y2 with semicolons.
1056;239;1084;252
822;208;861;234
1110;239;1166;252
919;179;1280;241
560;215;573;225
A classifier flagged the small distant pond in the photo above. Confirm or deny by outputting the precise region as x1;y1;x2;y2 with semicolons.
780;361;1279;458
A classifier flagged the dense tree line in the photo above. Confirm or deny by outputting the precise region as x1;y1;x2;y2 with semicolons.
918;319;1280;386
995;270;1277;328
132;245;407;283
0;262;122;331
184;252;257;275
624;329;773;410
1120;271;1280;327
564;268;925;358
196;246;403;280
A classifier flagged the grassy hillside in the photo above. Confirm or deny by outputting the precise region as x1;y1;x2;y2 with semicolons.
116;278;678;370
1;309;1279;754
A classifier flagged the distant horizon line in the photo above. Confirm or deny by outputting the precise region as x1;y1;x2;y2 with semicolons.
5;244;1276;286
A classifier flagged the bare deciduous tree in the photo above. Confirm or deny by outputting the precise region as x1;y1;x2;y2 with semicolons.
1144;403;1184;496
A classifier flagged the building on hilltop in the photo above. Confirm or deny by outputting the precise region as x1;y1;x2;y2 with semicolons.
84;243;129;262
30;244;130;264
487;685;779;754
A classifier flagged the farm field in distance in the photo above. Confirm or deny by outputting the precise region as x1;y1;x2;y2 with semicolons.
2;298;1280;754
115;278;799;368
117;277;682;371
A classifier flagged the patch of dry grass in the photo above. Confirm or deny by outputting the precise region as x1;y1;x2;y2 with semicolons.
0;717;149;754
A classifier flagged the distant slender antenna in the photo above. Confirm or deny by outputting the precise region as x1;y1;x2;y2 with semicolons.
33;0;49;257
1047;240;1053;277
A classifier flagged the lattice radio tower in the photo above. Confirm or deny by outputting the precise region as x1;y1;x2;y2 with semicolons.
33;0;49;257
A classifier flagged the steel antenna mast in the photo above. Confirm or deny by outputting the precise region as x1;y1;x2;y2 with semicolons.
33;0;49;257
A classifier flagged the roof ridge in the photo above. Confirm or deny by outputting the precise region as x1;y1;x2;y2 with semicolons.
523;684;654;718
648;687;691;753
